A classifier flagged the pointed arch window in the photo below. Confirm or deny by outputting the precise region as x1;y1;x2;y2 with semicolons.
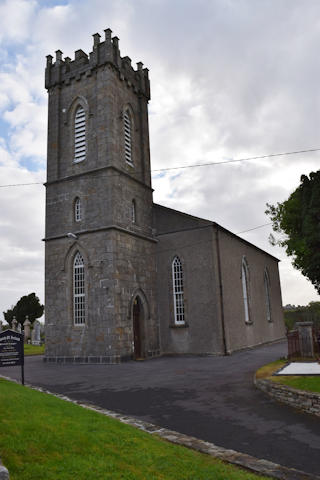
172;256;185;324
124;109;133;165
241;257;251;324
74;105;86;163
73;251;85;325
74;197;81;222
264;269;272;322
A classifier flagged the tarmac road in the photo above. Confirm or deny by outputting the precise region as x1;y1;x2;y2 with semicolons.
1;340;320;476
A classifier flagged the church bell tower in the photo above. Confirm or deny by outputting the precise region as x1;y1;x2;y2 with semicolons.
44;29;159;363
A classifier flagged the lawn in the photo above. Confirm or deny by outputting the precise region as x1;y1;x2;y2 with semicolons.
0;379;269;480
24;344;45;356
256;359;320;394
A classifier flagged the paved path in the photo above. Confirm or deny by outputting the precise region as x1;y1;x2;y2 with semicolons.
1;341;320;476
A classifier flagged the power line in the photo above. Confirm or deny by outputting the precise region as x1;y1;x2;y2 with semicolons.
0;182;43;188
236;222;272;234
0;146;320;188
152;147;320;172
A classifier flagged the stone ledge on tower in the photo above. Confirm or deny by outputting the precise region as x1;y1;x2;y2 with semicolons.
45;28;150;100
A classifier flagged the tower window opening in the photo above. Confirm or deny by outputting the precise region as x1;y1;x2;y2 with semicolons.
172;256;185;325
73;251;85;325
124;110;133;165
132;199;136;223
75;197;81;222
74;105;86;163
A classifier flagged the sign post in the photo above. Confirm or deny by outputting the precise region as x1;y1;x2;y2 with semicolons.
0;329;24;385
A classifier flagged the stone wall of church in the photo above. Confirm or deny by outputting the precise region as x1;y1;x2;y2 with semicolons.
217;228;285;353
45;229;158;362
155;225;225;355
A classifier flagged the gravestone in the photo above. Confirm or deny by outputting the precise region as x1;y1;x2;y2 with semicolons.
31;321;41;346
23;317;31;344
12;317;18;332
296;322;314;357
0;457;9;480
16;323;21;334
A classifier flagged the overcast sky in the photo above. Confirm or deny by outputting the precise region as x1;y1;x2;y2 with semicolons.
1;0;320;320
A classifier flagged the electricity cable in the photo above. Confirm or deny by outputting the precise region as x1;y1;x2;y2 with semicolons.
0;146;319;188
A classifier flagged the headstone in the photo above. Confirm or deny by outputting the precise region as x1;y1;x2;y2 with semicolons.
16;323;22;334
23;316;31;343
297;322;314;358
31;320;41;346
0;457;9;480
12;317;18;332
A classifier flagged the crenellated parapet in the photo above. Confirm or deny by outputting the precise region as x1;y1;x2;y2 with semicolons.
45;28;150;100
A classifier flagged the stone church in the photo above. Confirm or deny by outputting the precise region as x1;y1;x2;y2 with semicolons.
44;29;285;363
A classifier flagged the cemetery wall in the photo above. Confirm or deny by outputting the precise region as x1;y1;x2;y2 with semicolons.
255;377;320;417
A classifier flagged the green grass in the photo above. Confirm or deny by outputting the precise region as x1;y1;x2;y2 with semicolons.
256;360;320;394
255;359;286;379
0;379;269;480
271;375;320;393
24;344;45;356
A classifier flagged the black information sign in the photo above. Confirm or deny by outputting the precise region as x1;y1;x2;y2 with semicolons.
0;329;24;385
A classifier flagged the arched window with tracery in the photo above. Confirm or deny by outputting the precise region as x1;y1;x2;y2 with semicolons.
264;268;272;322
74;197;81;222
172;256;185;325
73;251;85;325
74;105;86;163
241;257;250;324
124;109;133;165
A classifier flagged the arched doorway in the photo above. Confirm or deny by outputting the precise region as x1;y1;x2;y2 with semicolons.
132;296;144;359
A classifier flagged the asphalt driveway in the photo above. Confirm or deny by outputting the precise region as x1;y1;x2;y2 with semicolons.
1;340;320;476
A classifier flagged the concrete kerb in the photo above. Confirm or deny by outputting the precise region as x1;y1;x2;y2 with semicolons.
0;375;319;480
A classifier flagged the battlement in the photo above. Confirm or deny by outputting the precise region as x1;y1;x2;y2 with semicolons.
45;28;150;100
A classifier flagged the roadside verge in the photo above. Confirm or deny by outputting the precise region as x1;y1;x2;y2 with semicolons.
1;374;318;480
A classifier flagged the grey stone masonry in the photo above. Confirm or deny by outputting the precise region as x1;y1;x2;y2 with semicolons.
45;29;150;101
44;28;158;363
44;28;285;362
255;377;320;418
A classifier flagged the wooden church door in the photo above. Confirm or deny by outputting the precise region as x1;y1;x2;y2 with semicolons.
133;297;143;359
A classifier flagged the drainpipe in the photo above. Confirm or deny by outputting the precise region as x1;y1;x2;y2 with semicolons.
215;226;229;355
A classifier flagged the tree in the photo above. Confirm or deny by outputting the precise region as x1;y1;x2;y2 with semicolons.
266;170;320;294
3;293;44;327
3;307;14;326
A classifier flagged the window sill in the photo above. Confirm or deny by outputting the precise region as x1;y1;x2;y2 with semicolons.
169;323;189;329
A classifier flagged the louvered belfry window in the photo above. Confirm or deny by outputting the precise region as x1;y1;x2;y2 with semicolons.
73;251;85;325
172;256;185;324
124;110;133;164
74;105;86;162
